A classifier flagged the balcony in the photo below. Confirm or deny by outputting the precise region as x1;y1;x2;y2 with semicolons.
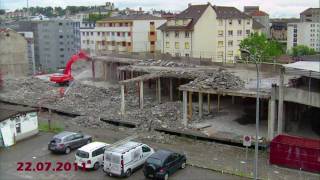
149;32;157;42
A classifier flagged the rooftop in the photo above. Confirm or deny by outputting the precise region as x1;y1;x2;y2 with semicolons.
0;103;36;122
78;142;108;152
98;14;165;21
300;8;320;15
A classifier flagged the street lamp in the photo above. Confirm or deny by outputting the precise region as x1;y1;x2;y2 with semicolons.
241;49;260;180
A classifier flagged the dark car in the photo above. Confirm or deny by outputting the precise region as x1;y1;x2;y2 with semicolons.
48;131;92;154
143;149;186;180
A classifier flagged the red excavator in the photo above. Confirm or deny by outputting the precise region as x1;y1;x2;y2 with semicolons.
50;50;91;85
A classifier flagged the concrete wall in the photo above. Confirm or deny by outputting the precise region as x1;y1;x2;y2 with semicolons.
275;87;320;108
0;112;38;147
0;29;29;77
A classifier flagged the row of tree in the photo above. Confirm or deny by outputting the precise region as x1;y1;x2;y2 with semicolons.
239;33;318;63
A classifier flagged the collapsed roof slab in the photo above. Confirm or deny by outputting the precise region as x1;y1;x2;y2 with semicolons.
93;56;140;64
179;85;271;99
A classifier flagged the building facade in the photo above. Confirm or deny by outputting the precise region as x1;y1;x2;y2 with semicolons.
18;32;36;75
158;3;263;63
80;14;166;55
0;28;29;77
300;8;320;22
287;22;320;52
16;19;81;72
244;6;270;38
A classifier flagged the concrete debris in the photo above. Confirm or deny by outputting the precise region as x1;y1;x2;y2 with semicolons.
187;69;245;90
137;59;196;68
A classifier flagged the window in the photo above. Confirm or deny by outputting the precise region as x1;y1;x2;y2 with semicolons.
228;40;233;47
175;42;179;49
109;23;112;27
59;35;63;38
90;32;93;36
16;123;21;133
218;51;223;58
86;32;89;36
237;30;242;36
59;22;63;26
219;20;223;26
91;40;94;44
185;31;190;38
238;19;241;25
150;41;155;45
218;41;224;47
185;53;190;57
229;20;232;25
218;30;223;37
125;22;128;27
97;32;100;36
87;40;89;44
247;20;250;25
128;42;131;46
142;146;151;152
228;30;233;36
246;30;251;35
185;42;190;49
119;23;123;27
166;32;169;37
166;42;170;48
150;21;155;25
150;32;155;35
128;32;131;36
82;32;85;36
228;51;233;56
117;32;120;36
74;133;83;139
102;32;105;36
175;31;179;38
76;150;89;158
82;40;86;44
60;48;64;51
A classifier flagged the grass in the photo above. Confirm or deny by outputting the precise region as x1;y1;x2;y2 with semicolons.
39;121;64;133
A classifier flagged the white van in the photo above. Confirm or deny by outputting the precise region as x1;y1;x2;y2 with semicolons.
75;141;109;170
103;141;154;177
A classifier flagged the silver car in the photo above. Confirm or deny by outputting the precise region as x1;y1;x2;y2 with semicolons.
48;131;92;154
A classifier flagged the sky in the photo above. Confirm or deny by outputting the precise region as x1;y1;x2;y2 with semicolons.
1;0;319;18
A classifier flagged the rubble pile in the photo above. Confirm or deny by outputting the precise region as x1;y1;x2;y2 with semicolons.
149;102;183;129
137;59;195;68
187;69;245;90
70;116;111;128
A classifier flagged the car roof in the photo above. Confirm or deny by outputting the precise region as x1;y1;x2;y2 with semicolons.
53;131;76;139
105;141;143;154
149;149;174;160
78;142;109;152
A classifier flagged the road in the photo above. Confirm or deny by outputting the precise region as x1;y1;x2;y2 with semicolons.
0;132;245;180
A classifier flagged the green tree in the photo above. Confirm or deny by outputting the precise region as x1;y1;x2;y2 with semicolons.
290;45;317;57
239;32;284;62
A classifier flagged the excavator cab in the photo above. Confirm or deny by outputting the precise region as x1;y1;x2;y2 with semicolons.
49;51;91;85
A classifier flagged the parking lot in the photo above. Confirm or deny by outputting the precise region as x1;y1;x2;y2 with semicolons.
0;132;243;180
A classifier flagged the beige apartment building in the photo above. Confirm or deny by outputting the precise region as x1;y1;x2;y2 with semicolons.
81;14;166;55
158;3;263;63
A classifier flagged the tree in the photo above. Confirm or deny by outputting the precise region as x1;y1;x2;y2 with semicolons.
290;45;317;57
239;32;284;62
0;9;6;15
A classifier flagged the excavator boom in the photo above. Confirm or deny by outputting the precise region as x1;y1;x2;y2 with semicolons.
50;51;90;85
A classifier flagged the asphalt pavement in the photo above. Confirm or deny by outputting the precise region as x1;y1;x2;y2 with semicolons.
0;132;245;180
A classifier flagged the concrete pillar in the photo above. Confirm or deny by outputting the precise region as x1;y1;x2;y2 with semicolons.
157;77;161;103
188;92;193;120
121;85;125;115
183;91;188;126
278;67;285;134
91;60;95;80
207;94;211;113
267;84;276;141
199;92;203;118
169;78;173;101
217;94;221;112
139;80;144;109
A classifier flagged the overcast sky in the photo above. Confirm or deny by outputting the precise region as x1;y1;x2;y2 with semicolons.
1;0;319;18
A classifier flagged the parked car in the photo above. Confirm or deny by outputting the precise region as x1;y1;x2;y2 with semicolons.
75;142;109;170
103;141;154;177
143;149;187;180
48;131;92;154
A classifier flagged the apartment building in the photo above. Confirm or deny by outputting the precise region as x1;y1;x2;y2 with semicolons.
287;22;320;52
158;3;263;63
16;19;81;72
80;14;166;55
300;8;320;22
244;6;270;38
